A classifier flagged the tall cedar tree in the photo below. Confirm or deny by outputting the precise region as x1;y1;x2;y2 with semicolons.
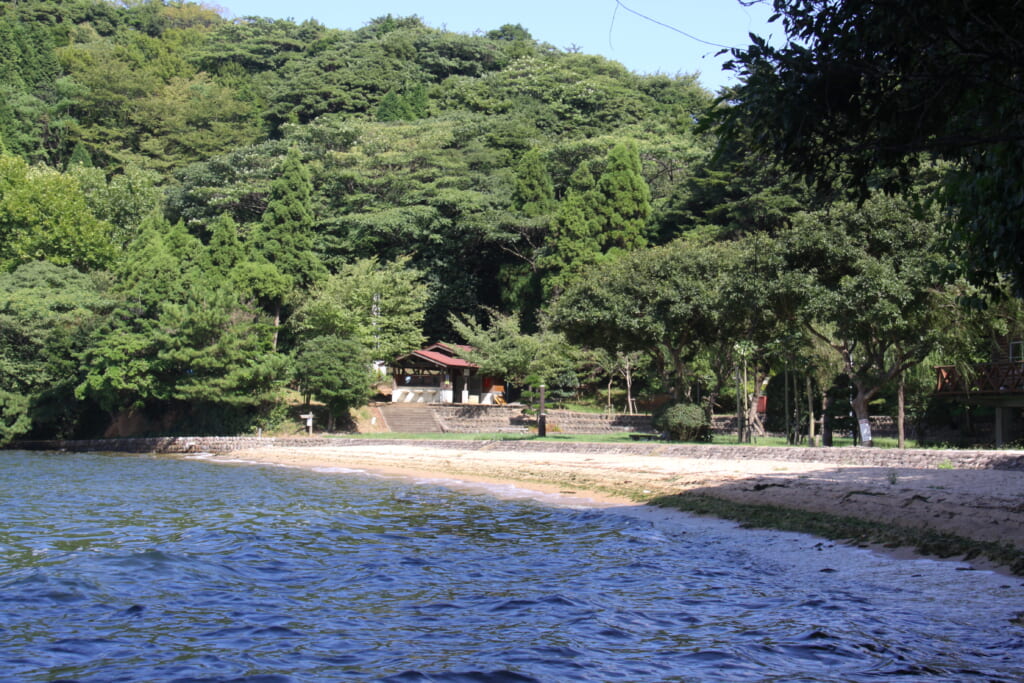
513;148;556;218
594;141;652;252
256;147;325;344
540;162;601;297
541;143;652;297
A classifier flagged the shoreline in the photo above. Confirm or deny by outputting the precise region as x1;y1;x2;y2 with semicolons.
206;440;1024;575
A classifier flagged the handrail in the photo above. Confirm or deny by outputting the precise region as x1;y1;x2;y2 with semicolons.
935;362;1024;395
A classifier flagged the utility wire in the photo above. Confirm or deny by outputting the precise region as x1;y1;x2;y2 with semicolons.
611;0;737;51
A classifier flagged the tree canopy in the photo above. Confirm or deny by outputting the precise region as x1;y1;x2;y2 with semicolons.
716;0;1024;293
0;0;1011;445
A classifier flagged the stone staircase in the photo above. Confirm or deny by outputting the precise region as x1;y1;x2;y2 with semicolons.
378;403;442;433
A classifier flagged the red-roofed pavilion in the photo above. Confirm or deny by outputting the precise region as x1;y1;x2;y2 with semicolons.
391;343;504;404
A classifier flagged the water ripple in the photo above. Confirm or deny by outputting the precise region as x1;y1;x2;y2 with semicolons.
0;451;1022;682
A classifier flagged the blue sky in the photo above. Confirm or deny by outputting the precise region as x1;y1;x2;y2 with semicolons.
216;0;784;93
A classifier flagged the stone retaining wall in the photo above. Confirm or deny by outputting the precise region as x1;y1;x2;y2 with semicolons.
433;405;654;434
433;405;531;432
12;436;1024;470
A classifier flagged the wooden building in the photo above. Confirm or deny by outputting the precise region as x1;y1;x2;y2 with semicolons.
935;336;1024;446
390;343;505;404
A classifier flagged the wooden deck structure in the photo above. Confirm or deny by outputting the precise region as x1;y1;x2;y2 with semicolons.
935;362;1024;396
935;360;1024;447
390;342;504;405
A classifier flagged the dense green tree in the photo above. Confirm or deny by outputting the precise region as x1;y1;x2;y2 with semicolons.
549;239;734;403
148;286;283;408
205;213;246;275
376;90;416;122
291;256;428;362
0;390;30;446
132;72;262;170
194;16;314;75
0;10;70;163
512;148;556;218
776;193;954;445
262;22;428;129
294;334;373;430
167;139;288;229
76;218;286;432
449;309;581;390
257;147;323;286
718;0;1024;294
68;162;163;248
593;141;652;251
539;161;600;297
255;146;325;345
0;261;111;442
67;141;93;168
657;134;808;241
0;153;114;271
539;142;653;297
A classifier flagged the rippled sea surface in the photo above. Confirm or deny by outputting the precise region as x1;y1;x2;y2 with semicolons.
1;451;1022;682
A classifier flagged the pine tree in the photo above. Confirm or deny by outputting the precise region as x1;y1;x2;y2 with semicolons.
376;90;415;122
206;213;245;275
513;148;556;218
255;147;325;347
67;141;93;169
594;141;652;252
540;162;601;297
258;147;324;288
405;82;429;118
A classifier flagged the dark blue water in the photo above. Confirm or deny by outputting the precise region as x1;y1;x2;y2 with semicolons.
0;451;1021;682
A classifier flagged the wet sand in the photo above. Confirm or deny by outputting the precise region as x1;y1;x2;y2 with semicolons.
218;441;1024;565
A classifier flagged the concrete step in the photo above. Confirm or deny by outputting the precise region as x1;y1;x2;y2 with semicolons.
378;404;442;433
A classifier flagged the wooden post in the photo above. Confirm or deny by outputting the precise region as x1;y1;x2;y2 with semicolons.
806;375;816;447
736;365;743;443
538;384;547;437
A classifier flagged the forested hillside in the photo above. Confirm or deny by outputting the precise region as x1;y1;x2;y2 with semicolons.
0;0;1015;444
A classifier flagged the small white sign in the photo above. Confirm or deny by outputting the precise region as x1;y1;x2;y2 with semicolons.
858;419;872;444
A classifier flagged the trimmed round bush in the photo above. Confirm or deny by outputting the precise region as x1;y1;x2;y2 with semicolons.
654;403;711;442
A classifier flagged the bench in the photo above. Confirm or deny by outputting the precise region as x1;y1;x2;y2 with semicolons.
628;432;661;441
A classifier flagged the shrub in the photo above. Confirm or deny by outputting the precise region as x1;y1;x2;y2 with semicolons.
654;402;711;442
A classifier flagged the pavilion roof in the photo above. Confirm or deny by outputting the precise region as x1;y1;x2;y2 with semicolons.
394;343;478;370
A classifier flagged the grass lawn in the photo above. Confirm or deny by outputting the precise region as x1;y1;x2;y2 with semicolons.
330;431;920;448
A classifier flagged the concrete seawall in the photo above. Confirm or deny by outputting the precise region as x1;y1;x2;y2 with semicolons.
12;436;1024;471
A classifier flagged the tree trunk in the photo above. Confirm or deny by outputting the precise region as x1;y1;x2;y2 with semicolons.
851;385;873;447
897;372;906;449
747;399;764;438
747;374;766;437
792;369;801;444
822;388;833;447
806;375;816;447
272;301;282;352
783;366;791;444
736;365;745;443
623;361;635;415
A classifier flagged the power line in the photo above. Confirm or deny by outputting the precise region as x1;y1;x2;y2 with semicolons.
611;0;736;51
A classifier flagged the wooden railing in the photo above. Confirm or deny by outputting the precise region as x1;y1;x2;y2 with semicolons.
393;373;442;387
935;362;1024;395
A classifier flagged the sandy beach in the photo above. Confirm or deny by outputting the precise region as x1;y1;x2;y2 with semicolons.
218;440;1024;572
